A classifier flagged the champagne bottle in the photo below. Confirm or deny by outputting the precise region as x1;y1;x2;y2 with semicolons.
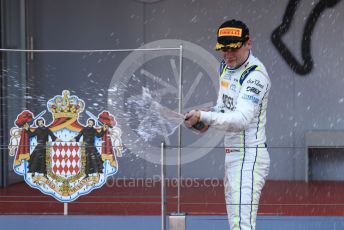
192;121;209;133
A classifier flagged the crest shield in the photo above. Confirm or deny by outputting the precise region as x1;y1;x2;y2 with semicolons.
8;90;123;202
48;142;83;178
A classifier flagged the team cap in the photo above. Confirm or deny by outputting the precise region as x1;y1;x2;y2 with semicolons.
215;19;250;50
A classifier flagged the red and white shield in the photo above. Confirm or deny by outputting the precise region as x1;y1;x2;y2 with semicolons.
50;142;81;178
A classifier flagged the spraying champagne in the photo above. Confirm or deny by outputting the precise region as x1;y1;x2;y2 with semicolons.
184;110;209;133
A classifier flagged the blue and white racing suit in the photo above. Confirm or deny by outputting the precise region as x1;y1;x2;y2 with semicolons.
200;52;270;230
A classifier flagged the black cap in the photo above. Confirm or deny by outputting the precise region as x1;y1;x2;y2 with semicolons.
215;19;250;50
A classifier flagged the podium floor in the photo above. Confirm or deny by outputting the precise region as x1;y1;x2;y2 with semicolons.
1;215;344;230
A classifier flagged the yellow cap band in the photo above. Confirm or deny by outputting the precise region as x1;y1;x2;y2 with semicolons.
215;42;243;50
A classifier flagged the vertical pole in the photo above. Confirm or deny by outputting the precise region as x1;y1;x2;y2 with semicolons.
64;203;68;216
161;142;166;230
305;147;309;182
177;44;183;213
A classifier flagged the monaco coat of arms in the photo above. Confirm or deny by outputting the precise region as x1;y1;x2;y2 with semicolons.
8;90;123;202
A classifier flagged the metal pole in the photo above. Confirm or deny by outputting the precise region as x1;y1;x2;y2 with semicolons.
64;203;68;216
161;142;166;230
169;44;187;230
177;44;183;213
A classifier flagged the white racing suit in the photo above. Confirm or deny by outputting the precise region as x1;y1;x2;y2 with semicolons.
200;52;270;230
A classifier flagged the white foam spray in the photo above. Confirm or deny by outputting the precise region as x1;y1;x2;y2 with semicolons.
127;87;184;141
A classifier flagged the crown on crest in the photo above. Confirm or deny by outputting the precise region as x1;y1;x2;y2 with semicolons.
47;90;85;118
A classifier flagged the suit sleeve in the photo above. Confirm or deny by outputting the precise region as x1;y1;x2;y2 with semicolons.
27;128;37;138
212;82;225;113
46;129;57;141
95;128;105;138
200;71;270;132
75;129;84;142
